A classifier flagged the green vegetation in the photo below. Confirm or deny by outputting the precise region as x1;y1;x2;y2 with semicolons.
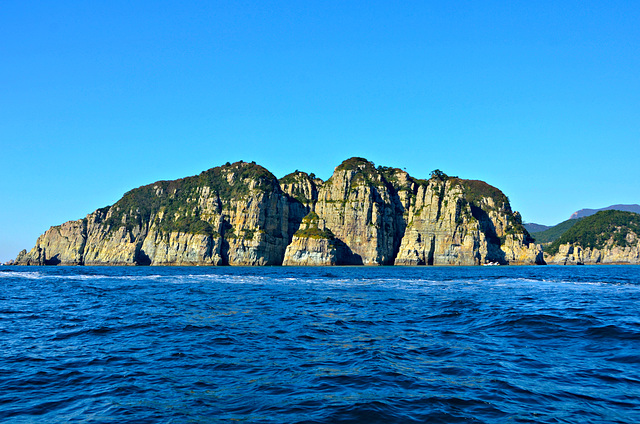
293;211;335;239
430;169;448;181
531;219;581;244
278;171;319;204
524;223;551;233
545;210;640;255
294;226;335;239
502;212;533;244
103;161;278;236
335;157;376;172
457;179;508;210
332;157;389;190
450;178;532;245
279;171;306;185
351;171;378;187
171;215;217;237
377;165;402;181
329;158;419;195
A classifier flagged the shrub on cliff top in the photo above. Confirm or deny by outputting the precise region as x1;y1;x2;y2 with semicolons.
335;157;376;172
294;211;335;239
294;226;335;240
457;179;508;209
279;171;311;185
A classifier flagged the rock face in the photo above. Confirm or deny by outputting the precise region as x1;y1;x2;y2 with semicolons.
15;158;543;266
17;162;291;266
544;210;640;265
283;212;338;266
283;236;338;266
545;242;640;265
15;220;87;265
314;160;406;265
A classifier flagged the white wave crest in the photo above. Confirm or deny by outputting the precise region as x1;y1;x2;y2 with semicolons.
0;271;44;280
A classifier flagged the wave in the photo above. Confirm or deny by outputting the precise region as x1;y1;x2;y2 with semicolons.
2;265;640;423
0;271;44;280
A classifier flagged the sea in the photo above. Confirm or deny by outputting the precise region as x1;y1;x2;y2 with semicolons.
1;265;639;423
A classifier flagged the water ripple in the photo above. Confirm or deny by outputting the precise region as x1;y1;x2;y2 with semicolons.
0;265;639;423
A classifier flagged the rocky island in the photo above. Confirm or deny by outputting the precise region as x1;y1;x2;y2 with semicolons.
543;210;640;265
15;157;544;266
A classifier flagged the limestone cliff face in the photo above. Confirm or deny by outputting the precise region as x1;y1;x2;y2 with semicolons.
281;158;541;266
16;161;292;266
15;158;542;266
15;220;87;265
395;180;477;265
140;229;223;266
314;160;405;265
279;171;321;209
282;236;337;265
545;239;640;265
278;171;321;247
283;212;338;266
501;234;545;265
393;177;542;266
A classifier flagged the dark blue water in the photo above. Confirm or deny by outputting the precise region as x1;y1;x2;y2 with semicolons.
1;266;639;423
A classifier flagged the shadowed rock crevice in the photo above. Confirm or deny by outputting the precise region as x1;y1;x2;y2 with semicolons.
427;236;436;266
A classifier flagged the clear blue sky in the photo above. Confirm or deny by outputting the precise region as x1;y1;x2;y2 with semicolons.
1;1;639;262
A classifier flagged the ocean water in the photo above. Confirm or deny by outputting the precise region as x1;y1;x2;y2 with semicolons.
1;266;639;423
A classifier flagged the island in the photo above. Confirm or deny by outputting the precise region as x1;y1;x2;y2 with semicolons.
11;157;556;266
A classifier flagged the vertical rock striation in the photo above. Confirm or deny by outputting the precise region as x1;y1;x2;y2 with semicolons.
545;242;640;265
313;159;406;265
283;212;338;266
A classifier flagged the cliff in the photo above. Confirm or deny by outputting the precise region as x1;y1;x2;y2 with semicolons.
15;158;543;266
545;243;640;265
16;161;290;266
283;212;338;266
544;210;640;265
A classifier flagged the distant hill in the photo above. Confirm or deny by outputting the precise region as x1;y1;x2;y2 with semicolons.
545;210;640;256
531;219;581;244
524;223;551;233
570;204;640;219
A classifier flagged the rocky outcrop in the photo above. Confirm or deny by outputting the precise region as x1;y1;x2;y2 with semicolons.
283;212;337;266
544;210;640;264
394;179;479;265
313;160;406;265
283;212;339;266
16;161;292;266
501;234;545;265
545;241;640;265
392;176;542;266
283;211;348;266
15;158;543;266
283;236;338;266
279;171;320;245
15;219;87;265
